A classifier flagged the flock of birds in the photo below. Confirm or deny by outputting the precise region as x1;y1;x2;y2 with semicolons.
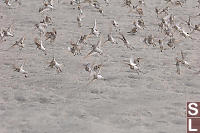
0;0;200;84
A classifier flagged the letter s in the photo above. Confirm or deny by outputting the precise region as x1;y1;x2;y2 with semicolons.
188;103;198;116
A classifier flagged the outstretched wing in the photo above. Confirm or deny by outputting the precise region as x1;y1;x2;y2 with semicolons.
176;58;180;75
19;37;25;44
130;56;135;66
84;50;94;59
181;50;185;60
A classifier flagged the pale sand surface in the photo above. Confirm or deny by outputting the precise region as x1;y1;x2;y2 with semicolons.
0;0;200;133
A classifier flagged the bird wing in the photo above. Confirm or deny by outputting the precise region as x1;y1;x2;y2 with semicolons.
13;64;18;71
124;40;134;50
119;32;126;41
176;59;180;75
130;56;135;66
34;38;41;47
48;0;53;5
5;0;9;4
87;78;96;85
97;35;103;48
52;28;56;34
181;50;185;60
94;19;97;29
20;63;24;70
7;25;12;32
89;70;96;78
19;37;25;44
84;50;94;59
10;41;18;48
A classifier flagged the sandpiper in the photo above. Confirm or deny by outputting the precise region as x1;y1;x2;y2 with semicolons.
163;27;174;37
169;14;175;25
180;50;191;69
93;63;103;73
104;0;109;5
0;31;5;42
174;0;183;7
84;62;103;73
78;34;89;44
183;16;193;31
104;33;118;44
155;8;160;17
167;37;176;49
180;30;191;38
10;36;25;50
144;34;156;47
39;0;54;13
77;11;85;27
158;39;167;52
89;19;100;37
47;0;54;5
126;55;142;75
160;6;169;15
158;21;165;32
163;14;175;27
35;21;48;36
92;1;101;9
136;7;143;16
49;56;62;73
92;2;104;15
196;0;200;8
88;66;104;84
139;0;145;6
156;7;170;17
173;24;192;39
127;27;137;35
43;16;53;25
77;17;81;27
161;17;170;28
138;19;145;28
84;36;103;58
2;25;14;38
196;12;200;16
133;19;145;30
34;37;47;55
0;29;6;42
68;41;82;56
118;32;134;50
83;63;92;72
70;0;80;5
45;28;57;43
175;57;181;75
111;20;120;31
175;51;191;74
123;0;133;7
98;8;104;15
191;24;200;33
5;0;11;6
13;62;28;77
173;24;182;32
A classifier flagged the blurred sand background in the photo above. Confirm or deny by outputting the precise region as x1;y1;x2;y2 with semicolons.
0;0;200;133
